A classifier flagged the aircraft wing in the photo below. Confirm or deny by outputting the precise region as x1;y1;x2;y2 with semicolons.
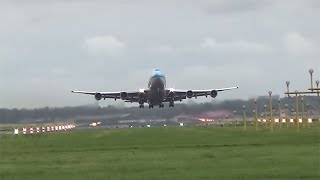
71;90;148;102
165;86;239;101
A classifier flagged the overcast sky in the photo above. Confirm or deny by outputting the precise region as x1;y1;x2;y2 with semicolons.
1;0;320;108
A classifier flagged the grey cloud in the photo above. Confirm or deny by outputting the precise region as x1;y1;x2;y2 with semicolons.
0;0;319;108
83;35;126;56
283;32;319;55
203;0;270;14
201;37;273;54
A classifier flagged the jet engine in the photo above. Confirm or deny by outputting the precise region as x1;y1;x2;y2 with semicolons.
210;90;218;98
186;90;194;98
95;93;102;101
120;92;128;100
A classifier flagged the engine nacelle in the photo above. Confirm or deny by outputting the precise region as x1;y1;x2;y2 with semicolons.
94;93;102;101
120;92;128;100
186;90;194;98
210;90;218;98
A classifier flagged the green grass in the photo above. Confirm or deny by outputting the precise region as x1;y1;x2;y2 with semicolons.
1;126;320;180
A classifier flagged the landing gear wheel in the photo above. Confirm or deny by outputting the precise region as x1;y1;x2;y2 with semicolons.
139;104;144;108
159;104;164;108
149;104;154;108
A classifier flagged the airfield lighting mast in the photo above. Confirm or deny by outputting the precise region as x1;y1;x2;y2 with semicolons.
233;110;237;127
225;115;228;126
306;103;310;128
286;81;290;97
301;97;305;128
295;91;299;132
285;104;289;129
254;99;258;131
278;98;282;129
252;109;255;128
264;105;267;129
269;91;274;133
284;69;320;130
316;80;319;97
242;105;247;131
309;69;314;91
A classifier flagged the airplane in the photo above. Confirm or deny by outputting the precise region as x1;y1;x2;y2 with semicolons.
71;69;238;108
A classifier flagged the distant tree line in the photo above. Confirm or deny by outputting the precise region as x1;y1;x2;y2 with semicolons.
0;96;319;124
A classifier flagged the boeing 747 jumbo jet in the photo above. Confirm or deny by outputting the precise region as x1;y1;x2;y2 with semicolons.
71;69;238;108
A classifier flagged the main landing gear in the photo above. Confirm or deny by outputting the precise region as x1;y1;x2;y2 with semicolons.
169;101;174;107
148;104;154;108
139;101;145;108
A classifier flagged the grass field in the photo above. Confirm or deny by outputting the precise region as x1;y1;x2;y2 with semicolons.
1;126;319;180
